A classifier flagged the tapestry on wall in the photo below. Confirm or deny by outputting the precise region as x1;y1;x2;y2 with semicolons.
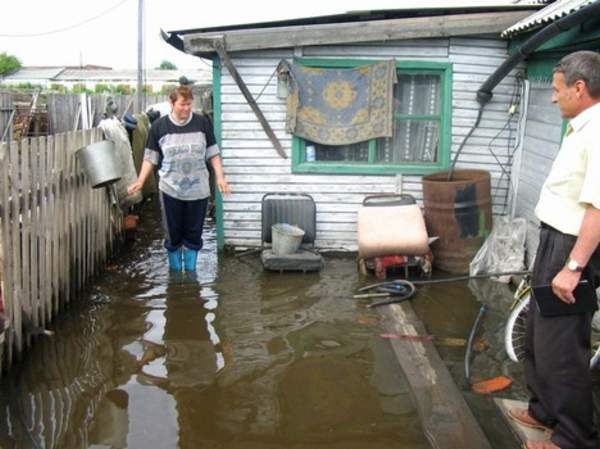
277;59;397;146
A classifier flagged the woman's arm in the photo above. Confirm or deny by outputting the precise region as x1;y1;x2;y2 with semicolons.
209;155;231;195
128;159;155;195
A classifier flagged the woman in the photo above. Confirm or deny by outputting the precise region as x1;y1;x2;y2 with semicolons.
128;85;231;271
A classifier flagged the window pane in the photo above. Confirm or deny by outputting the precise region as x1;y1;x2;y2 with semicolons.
375;120;439;163
308;141;369;162
394;74;441;116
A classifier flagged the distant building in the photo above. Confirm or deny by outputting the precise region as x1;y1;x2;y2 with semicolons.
0;66;212;92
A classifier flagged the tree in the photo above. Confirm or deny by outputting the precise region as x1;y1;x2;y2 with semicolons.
157;60;177;70
0;52;21;76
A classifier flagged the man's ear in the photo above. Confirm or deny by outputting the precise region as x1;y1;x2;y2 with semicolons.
574;79;588;98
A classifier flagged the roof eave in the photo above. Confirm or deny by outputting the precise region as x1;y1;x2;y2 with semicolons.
173;10;536;58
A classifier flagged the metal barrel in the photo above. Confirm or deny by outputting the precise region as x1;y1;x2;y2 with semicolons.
422;169;492;273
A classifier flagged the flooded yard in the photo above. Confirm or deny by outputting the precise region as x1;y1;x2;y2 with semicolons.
0;201;532;449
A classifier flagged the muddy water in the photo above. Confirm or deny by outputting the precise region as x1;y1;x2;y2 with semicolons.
0;202;524;449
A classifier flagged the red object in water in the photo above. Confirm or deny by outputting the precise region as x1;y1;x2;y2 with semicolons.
374;255;408;279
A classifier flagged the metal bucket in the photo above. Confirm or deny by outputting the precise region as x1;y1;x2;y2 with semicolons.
271;223;305;255
75;140;121;188
422;169;492;273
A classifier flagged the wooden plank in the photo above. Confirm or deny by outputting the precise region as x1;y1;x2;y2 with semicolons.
184;11;533;54
21;139;32;346
379;302;492;449
48;135;59;320
39;136;50;325
30;138;41;327
9;141;22;354
56;132;68;311
214;39;287;160
0;142;10;367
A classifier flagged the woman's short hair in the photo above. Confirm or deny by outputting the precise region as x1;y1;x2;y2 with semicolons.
169;85;194;103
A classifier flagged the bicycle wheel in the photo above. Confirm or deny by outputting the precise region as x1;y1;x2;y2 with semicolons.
505;295;530;363
506;296;600;369
591;330;600;369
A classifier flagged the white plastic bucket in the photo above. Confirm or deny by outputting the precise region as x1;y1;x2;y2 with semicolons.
271;223;305;255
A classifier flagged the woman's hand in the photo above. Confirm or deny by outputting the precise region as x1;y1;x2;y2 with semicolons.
127;180;143;196
217;177;231;196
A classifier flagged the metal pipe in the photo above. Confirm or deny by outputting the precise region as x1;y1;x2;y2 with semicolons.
449;0;600;180
477;0;600;106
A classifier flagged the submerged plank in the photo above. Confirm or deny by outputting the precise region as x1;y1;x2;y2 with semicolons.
378;302;492;449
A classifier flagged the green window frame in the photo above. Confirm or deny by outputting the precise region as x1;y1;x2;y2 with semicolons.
291;58;453;175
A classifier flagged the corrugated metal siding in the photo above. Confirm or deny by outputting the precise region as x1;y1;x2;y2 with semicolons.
513;80;562;267
219;38;522;250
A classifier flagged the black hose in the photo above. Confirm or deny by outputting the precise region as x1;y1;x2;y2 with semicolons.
448;107;483;180
464;304;487;385
358;270;530;292
367;280;416;308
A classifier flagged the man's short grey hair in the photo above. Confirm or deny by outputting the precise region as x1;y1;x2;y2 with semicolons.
554;50;600;98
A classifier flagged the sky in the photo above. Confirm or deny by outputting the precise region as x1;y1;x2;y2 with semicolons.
1;0;527;70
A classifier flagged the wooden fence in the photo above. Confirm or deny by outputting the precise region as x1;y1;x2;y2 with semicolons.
1;89;212;138
0;128;122;369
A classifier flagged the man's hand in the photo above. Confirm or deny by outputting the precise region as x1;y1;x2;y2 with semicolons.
552;268;582;304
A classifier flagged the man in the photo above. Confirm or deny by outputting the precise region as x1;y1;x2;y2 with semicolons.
509;50;600;449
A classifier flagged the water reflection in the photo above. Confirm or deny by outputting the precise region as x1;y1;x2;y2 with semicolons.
0;205;435;449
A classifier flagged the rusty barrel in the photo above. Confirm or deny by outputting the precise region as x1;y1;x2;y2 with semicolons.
422;169;492;273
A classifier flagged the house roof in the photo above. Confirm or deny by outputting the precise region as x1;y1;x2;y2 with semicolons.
55;69;211;84
501;0;598;37
165;6;540;58
2;67;211;85
2;67;66;81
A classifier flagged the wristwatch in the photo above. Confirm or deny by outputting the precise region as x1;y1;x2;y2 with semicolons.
566;257;584;273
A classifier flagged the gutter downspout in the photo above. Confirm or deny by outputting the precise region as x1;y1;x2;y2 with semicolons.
448;0;600;180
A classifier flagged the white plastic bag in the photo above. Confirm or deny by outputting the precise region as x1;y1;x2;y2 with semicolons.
469;216;527;283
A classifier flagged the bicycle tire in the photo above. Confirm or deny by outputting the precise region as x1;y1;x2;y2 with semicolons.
591;333;600;369
505;295;530;363
505;295;600;369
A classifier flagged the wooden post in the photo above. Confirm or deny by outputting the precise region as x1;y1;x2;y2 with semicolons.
212;38;287;159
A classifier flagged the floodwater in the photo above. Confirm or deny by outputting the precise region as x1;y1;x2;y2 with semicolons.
0;201;528;449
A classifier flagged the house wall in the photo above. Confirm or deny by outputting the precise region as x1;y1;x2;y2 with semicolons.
218;37;522;250
513;80;562;268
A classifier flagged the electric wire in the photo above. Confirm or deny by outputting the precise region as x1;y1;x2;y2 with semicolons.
0;0;130;38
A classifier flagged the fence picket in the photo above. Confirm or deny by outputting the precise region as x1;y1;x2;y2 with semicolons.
0;129;121;366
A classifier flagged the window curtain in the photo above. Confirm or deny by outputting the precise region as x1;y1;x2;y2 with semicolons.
278;59;397;146
376;74;441;163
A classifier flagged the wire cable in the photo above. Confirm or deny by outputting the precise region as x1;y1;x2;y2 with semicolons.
0;0;130;38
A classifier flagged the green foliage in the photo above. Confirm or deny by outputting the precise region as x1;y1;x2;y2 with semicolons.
94;83;111;93
114;84;132;95
49;83;67;94
71;83;91;94
143;84;153;94
160;84;177;95
16;82;42;90
157;60;177;70
0;52;21;76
